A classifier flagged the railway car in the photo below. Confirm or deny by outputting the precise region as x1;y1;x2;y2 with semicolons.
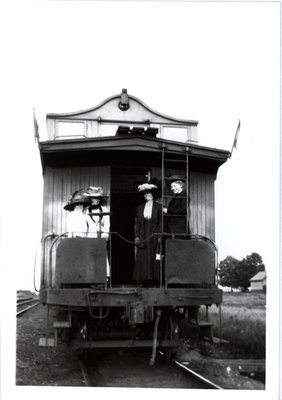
38;89;230;364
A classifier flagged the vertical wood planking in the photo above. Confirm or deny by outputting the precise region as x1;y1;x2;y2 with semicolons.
189;171;216;240
42;168;50;287
42;168;50;237
54;168;62;235
201;172;206;236
207;173;215;239
42;166;111;237
62;168;70;233
41;166;110;287
189;172;197;235
42;167;55;287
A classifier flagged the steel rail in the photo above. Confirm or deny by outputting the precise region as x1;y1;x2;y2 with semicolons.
17;297;33;302
158;350;222;389
17;298;39;306
173;359;223;389
16;302;40;317
79;359;92;386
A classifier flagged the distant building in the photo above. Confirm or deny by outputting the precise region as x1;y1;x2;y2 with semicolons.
250;271;266;292
218;285;240;293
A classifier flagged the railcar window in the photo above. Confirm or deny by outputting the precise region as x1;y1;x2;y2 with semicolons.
99;124;118;137
57;121;85;139
162;126;188;142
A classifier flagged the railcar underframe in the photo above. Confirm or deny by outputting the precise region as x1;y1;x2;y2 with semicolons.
40;285;222;361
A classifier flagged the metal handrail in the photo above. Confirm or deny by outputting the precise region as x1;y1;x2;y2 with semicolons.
33;239;43;293
41;234;58;288
48;233;68;287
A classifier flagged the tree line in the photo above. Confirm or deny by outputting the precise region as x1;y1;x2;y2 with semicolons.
218;252;265;291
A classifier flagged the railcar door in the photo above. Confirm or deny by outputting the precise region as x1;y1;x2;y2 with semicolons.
110;167;150;285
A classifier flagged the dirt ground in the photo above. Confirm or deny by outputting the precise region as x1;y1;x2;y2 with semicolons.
16;299;265;390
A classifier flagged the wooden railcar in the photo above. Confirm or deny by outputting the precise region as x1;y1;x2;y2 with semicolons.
38;89;229;362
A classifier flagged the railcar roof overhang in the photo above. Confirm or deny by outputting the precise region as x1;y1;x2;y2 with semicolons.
39;135;230;176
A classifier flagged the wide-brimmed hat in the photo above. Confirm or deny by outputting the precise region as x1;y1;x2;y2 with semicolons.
167;175;186;186
64;189;91;211
83;186;108;198
137;183;158;193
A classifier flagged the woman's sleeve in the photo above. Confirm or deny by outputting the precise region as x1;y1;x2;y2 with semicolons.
135;206;141;237
156;203;162;232
100;206;110;238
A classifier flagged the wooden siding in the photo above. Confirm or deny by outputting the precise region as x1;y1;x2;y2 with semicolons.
190;172;215;240
43;167;214;239
42;166;110;287
42;166;110;237
250;278;266;291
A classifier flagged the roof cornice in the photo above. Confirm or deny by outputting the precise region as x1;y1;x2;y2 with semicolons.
47;92;198;126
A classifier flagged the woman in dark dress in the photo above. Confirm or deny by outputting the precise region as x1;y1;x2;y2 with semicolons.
132;183;162;286
166;176;190;235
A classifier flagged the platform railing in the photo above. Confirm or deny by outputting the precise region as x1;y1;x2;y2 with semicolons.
46;231;112;289
41;233;58;289
158;233;218;289
42;231;218;290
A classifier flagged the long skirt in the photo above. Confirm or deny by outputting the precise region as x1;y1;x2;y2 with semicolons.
132;219;158;284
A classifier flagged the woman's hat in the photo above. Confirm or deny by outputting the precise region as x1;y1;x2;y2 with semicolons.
64;189;91;211
167;175;186;186
83;186;108;198
137;183;158;193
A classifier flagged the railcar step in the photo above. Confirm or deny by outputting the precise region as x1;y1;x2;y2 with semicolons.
39;337;56;347
188;321;214;327
53;321;71;328
198;321;214;327
210;336;229;344
53;310;72;328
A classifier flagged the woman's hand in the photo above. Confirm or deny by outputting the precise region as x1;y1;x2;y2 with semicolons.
135;237;140;245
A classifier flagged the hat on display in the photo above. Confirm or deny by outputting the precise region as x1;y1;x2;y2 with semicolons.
137;183;158;193
83;186;108;198
64;189;91;211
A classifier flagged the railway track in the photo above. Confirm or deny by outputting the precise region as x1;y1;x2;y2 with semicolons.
78;348;223;389
173;359;222;389
17;295;40;316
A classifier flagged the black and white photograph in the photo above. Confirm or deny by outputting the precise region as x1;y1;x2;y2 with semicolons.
0;1;280;400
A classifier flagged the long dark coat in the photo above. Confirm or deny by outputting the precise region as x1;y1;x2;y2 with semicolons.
132;201;162;283
166;192;190;234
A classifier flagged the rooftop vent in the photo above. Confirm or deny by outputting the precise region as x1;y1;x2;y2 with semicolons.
118;88;130;111
115;126;159;138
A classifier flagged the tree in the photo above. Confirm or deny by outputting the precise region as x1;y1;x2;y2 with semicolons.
237;252;265;291
218;256;240;290
245;252;265;271
218;252;265;291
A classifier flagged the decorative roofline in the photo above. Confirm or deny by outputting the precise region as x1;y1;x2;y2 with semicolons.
47;90;199;126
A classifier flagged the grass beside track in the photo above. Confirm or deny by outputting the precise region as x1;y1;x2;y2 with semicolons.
200;292;266;359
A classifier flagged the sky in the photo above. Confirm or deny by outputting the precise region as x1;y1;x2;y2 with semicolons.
0;1;280;399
